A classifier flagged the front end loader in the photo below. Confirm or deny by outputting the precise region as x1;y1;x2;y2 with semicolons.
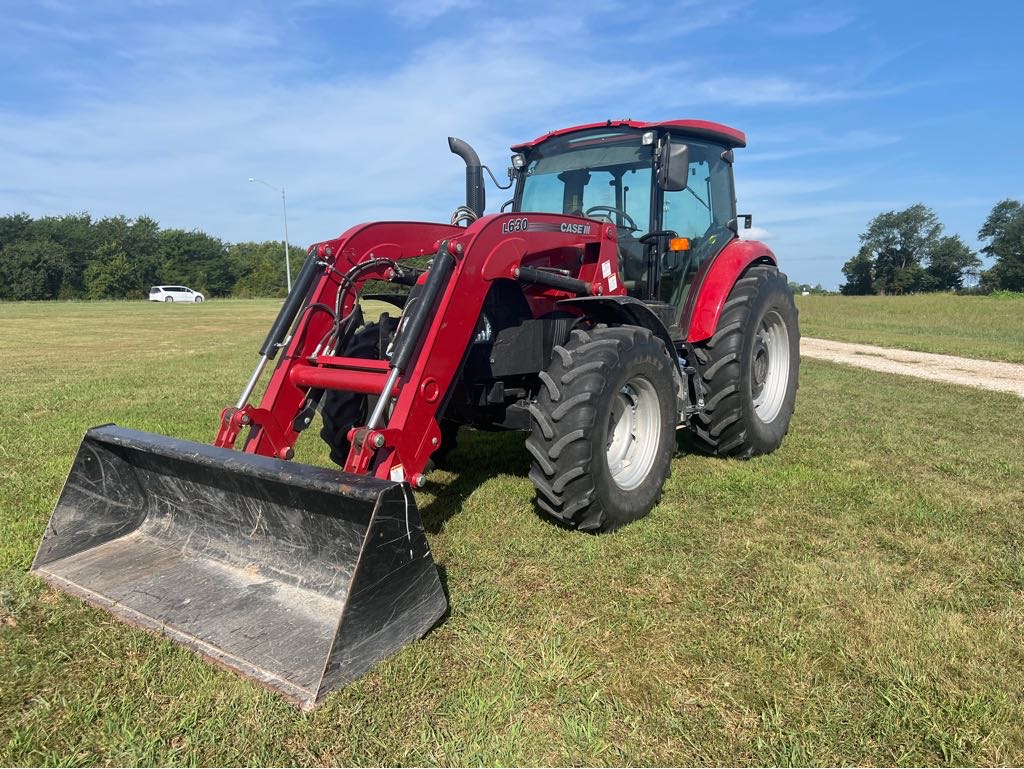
32;119;800;708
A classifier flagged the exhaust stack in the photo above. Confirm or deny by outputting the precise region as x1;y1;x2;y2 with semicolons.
448;136;485;218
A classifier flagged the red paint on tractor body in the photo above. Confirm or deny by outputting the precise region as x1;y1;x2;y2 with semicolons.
512;119;746;150
683;239;776;343
216;214;623;483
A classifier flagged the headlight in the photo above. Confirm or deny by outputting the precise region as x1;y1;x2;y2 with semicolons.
511;153;526;169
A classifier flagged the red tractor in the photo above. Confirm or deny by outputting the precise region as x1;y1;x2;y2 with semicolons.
33;119;799;708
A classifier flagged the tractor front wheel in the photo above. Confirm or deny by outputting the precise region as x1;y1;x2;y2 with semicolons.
320;316;459;469
528;325;677;532
687;263;800;457
320;320;387;467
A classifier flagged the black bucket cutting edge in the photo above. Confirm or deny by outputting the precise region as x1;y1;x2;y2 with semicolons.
31;425;447;709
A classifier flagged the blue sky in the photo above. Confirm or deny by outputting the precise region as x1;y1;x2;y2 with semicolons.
2;0;1021;288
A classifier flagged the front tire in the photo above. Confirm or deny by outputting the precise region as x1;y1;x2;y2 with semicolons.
688;263;799;457
319;321;383;467
528;326;677;532
320;316;458;469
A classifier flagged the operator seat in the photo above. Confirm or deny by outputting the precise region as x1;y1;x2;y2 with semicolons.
585;212;648;295
616;232;648;296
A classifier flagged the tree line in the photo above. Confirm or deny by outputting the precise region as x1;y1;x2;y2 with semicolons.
0;212;302;301
840;200;1024;295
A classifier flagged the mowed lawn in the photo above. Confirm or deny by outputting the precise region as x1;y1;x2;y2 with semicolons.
1;298;1023;766
797;292;1024;363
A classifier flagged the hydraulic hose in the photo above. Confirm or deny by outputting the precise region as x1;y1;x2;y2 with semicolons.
259;252;320;359
389;243;456;373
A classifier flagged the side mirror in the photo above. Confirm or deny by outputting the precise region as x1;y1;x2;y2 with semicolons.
657;135;689;191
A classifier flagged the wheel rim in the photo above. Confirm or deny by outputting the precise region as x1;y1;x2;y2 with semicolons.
605;375;662;491
751;309;790;423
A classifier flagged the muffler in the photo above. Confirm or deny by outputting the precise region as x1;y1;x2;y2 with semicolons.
31;424;446;709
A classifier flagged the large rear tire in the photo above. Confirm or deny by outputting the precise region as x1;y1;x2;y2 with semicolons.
528;326;677;532
687;263;799;458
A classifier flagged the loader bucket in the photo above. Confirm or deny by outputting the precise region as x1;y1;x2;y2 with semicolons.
31;425;447;709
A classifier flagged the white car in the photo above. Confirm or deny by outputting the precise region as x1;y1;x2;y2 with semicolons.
149;285;205;303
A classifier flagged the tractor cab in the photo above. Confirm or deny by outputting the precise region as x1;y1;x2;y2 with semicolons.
510;120;745;336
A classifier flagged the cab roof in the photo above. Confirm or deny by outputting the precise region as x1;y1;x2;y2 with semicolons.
511;119;746;151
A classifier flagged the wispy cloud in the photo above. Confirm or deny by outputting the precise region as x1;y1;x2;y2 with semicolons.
765;7;855;36
690;75;906;106
742;128;901;163
622;0;748;42
741;225;772;240
388;0;478;24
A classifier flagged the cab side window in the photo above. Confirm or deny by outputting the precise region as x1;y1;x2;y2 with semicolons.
660;141;732;245
658;140;734;308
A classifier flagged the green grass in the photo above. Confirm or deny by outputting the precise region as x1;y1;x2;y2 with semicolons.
797;293;1024;363
2;298;1024;766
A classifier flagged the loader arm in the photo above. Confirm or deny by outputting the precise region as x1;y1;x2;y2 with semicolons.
217;214;624;483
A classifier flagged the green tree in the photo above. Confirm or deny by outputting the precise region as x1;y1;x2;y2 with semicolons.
84;241;145;298
862;204;940;294
0;212;302;300
840;246;874;295
978;199;1024;292
924;235;981;291
840;204;980;294
0;213;33;252
156;229;232;296
30;213;97;297
0;238;71;300
228;241;297;297
788;281;830;295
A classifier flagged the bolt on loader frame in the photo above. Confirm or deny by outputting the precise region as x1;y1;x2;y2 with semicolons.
32;119;799;708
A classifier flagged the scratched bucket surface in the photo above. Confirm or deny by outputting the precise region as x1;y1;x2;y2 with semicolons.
31;425;447;709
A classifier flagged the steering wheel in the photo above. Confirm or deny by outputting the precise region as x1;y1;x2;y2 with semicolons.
584;205;638;231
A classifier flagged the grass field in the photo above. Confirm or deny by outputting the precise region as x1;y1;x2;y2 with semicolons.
1;298;1023;766
796;292;1024;363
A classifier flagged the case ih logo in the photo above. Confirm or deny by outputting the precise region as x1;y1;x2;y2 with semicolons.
560;222;592;235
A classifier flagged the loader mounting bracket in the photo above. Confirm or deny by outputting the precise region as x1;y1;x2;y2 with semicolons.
216;406;294;460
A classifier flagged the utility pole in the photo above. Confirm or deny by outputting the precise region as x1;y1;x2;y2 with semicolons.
249;177;292;293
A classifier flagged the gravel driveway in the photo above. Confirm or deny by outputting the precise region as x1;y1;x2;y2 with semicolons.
801;337;1024;398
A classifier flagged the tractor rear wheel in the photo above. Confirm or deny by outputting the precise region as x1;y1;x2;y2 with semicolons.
687;263;799;458
528;325;677;532
320;317;458;469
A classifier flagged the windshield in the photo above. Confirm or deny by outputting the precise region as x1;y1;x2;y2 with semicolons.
519;130;652;233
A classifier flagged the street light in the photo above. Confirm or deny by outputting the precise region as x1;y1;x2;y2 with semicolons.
248;177;292;294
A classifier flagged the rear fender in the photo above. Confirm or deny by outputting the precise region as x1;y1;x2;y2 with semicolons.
683;239;776;343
